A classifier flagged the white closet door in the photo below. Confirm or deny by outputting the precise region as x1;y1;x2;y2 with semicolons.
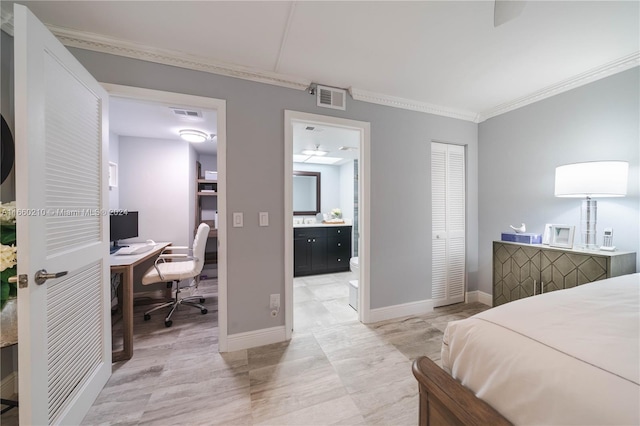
15;4;111;424
432;142;465;307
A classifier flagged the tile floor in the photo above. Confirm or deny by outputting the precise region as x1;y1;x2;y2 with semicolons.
2;269;489;425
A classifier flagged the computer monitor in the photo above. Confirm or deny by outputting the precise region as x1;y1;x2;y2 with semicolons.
110;211;138;253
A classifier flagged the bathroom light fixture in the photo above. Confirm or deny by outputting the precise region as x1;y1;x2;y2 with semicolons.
301;145;328;156
555;160;628;249
179;129;208;143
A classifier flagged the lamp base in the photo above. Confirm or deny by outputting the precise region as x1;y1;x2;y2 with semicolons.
580;198;597;250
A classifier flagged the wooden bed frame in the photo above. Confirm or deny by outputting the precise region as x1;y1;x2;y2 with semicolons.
412;356;511;426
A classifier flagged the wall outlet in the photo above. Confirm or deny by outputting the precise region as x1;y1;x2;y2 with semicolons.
270;294;280;310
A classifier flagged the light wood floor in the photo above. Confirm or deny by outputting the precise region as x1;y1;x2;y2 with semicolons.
2;269;489;425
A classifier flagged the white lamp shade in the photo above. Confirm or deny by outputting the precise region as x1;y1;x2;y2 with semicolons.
555;161;629;198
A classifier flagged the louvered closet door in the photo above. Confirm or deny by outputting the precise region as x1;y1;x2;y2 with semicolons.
14;5;111;425
432;142;466;307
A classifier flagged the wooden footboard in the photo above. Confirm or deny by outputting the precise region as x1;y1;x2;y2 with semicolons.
412;356;511;426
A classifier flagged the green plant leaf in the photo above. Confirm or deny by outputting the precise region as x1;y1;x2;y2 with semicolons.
0;224;16;245
1;280;9;302
0;266;17;282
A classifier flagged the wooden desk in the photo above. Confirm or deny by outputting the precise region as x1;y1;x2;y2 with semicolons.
110;242;171;362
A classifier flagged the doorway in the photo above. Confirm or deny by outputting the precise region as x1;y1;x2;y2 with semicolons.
284;111;371;338
103;84;229;350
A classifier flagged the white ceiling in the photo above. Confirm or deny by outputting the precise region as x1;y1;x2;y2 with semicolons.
2;1;638;136
110;97;218;155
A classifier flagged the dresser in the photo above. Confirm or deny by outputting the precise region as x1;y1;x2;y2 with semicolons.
493;241;636;306
294;225;352;276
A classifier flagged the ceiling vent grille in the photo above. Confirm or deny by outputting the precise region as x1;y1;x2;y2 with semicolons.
170;107;202;118
316;85;346;111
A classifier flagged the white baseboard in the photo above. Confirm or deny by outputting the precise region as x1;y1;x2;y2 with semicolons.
1;371;18;398
369;299;434;323
226;325;287;352
467;290;492;307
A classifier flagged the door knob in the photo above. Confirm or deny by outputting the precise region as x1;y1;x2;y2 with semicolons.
34;269;68;285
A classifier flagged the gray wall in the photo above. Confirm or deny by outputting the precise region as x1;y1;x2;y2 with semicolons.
108;131;119;209
478;67;640;295
67;48;478;333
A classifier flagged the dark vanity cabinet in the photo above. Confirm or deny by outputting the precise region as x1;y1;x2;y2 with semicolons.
294;226;352;276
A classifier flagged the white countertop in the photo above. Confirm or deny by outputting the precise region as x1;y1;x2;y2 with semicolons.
294;222;352;228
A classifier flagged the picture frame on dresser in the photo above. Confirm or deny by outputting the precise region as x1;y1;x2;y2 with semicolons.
550;224;575;248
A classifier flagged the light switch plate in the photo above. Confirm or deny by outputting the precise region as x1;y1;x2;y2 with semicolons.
259;212;269;227
233;212;243;227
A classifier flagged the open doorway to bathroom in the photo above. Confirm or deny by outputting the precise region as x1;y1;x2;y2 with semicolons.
284;111;371;338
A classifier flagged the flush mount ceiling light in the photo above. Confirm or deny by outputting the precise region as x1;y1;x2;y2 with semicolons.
179;129;209;143
301;145;328;156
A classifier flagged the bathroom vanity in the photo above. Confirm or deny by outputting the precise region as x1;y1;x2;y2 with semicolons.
294;224;352;276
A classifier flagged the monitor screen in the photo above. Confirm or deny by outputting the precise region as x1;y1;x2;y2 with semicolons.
110;211;138;242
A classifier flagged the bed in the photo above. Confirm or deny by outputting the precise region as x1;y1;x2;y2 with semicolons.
412;272;640;425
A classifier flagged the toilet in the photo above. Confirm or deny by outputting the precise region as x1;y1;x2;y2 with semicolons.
349;257;359;311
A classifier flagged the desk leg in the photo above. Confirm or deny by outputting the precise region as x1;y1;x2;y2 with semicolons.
112;266;133;362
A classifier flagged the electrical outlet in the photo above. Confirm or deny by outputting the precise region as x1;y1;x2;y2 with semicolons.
270;294;280;310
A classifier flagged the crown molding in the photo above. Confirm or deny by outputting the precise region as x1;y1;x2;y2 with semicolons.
48;24;311;92
3;10;637;125
349;87;480;123
477;52;640;122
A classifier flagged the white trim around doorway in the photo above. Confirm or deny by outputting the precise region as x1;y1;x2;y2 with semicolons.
100;83;229;351
284;110;372;339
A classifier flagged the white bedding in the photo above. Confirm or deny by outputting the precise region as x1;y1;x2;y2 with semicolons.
442;273;640;425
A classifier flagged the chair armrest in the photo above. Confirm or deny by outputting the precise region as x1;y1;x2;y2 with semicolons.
158;254;189;259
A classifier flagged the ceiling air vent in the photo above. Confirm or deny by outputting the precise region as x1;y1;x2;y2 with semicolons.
316;85;346;111
170;107;202;118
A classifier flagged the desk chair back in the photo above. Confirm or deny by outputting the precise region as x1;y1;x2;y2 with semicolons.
141;222;211;327
191;222;210;275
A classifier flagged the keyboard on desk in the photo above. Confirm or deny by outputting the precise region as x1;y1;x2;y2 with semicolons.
115;244;154;255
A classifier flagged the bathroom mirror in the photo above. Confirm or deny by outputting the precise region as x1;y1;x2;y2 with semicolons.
293;171;321;215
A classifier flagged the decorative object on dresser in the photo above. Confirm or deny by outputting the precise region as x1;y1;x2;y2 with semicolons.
509;223;526;233
493;241;636;306
549;224;575;248
554;160;628;250
500;232;542;244
294;225;352;276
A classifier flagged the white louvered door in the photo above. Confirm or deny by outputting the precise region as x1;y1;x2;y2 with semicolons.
431;142;465;307
14;5;111;425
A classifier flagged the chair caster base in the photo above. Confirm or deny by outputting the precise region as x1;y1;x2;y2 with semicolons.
200;298;205;303
201;308;208;315
164;320;173;327
144;314;151;321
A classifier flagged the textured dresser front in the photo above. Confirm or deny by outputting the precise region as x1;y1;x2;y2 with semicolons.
493;241;636;306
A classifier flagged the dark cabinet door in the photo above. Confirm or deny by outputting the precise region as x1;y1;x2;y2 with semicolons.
294;226;352;276
310;237;328;271
294;237;313;275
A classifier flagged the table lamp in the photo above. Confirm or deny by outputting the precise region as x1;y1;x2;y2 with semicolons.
554;161;628;250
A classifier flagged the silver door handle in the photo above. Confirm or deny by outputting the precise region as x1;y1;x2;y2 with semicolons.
533;279;536;295
35;269;68;285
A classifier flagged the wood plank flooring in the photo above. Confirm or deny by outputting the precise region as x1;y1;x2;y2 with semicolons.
2;269;489;425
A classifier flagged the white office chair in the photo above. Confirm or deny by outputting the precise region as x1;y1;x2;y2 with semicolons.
141;222;210;327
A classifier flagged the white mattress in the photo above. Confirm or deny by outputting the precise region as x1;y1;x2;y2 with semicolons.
442;273;640;425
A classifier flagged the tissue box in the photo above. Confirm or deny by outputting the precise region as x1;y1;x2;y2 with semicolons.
204;171;218;181
501;232;542;244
